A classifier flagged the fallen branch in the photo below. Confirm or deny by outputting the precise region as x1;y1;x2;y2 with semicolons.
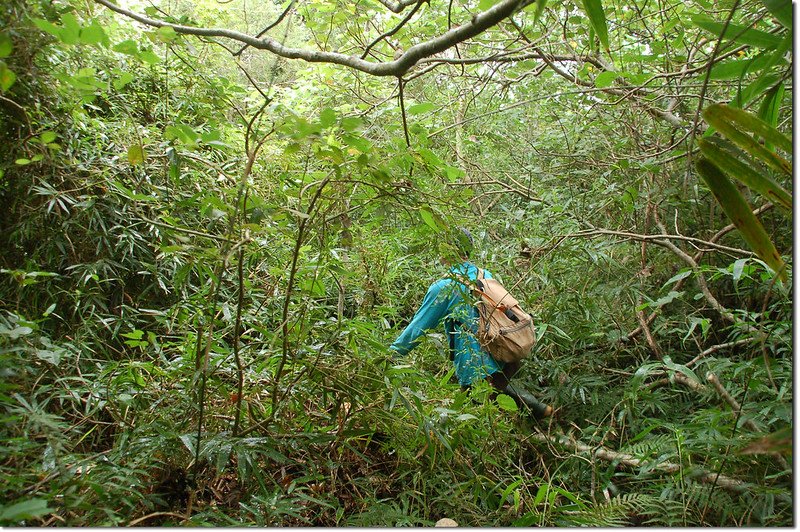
706;372;790;471
526;431;755;494
646;373;708;393
685;337;759;368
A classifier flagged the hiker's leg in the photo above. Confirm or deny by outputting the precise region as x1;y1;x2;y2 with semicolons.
487;370;552;420
502;361;521;380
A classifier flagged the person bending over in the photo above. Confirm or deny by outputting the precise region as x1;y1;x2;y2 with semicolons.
389;228;552;420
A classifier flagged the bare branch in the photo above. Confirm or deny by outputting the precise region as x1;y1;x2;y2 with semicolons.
93;0;531;77
233;0;296;57
685;338;759;368
362;0;426;59
377;0;419;13
569;228;754;258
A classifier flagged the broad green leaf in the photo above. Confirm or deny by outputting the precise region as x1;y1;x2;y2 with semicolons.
689;14;784;49
653;290;684;308
478;0;501;10
79;20;109;46
417;147;443;167
0;33;12;58
155;26;179;42
113;71;135;90
340;116;362;132
695;158;786;281
0;62;16;92
594;71;618;88
760;0;792;28
734;73;781;109
113;39;139;55
495;393;518;412
0;498;52;523
581;0;610;53
139;49;161;65
32;18;62;38
165;123;199;146
127;144;145;165
110;181;156;201
419;208;441;231
407;102;436;115
39;131;57;144
703;104;792;175
698;138;791;215
59;13;81;45
319;107;337;127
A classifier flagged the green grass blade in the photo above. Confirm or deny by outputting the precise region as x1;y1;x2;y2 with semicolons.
696;158;787;282
698;138;792;216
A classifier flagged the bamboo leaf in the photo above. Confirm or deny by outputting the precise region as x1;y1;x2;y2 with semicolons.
581;0;610;53
689;15;784;49
702;104;792;176
695;158;786;281
709;53;786;80
757;82;784;128
698;138;792;215
759;0;792;29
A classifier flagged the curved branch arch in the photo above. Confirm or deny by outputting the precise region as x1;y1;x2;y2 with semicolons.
93;0;532;77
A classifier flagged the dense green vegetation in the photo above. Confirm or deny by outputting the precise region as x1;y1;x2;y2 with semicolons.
0;0;792;526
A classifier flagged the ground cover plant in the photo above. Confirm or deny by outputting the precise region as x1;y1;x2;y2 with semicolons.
0;0;792;526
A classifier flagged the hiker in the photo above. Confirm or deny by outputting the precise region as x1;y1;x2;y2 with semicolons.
389;228;552;419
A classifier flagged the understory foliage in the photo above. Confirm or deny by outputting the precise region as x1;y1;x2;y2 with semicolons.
0;0;792;526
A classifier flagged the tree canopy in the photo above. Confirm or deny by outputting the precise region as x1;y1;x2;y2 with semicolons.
0;0;792;526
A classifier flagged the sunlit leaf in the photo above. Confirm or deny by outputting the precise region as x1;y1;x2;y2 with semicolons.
695;158;786;281
113;39;139;55
594;71;618;88
127;144;145;165
79;20;109;46
419;208;441;231
39;131;57;144
0;33;12;58
0;61;16;92
495;393;518;412
407;102;435;115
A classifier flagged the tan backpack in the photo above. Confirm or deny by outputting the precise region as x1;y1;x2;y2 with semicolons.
458;269;537;363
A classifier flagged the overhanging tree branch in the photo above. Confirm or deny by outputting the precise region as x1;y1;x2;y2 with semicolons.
93;0;531;77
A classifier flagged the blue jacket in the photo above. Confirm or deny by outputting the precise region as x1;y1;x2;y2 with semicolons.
390;261;503;386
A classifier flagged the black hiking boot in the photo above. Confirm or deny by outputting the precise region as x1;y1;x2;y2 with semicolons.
504;383;553;420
